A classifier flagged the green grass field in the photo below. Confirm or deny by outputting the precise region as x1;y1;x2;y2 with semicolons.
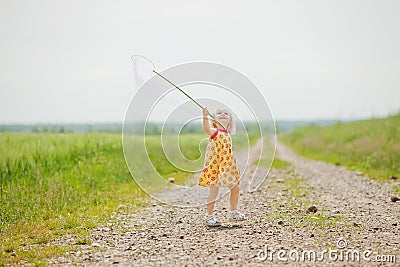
0;133;144;264
0;131;259;265
280;113;400;182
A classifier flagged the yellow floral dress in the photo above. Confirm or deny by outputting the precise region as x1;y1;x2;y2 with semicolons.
198;129;240;187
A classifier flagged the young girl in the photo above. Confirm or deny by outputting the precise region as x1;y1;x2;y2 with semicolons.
199;106;245;226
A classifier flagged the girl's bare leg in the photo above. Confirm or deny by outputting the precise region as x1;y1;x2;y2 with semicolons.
229;184;239;210
206;185;219;215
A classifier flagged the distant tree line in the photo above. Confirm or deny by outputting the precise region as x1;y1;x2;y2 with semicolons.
0;124;123;133
0;120;340;134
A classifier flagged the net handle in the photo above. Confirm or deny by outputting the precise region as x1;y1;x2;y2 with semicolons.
152;70;226;130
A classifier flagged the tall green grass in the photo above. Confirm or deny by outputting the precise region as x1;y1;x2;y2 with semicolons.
280;113;400;181
0;133;139;264
1;133;138;229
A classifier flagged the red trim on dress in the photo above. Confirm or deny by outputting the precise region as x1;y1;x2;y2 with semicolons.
210;129;219;139
210;129;228;140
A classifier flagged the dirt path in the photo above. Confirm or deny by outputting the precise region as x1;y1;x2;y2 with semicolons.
50;142;400;266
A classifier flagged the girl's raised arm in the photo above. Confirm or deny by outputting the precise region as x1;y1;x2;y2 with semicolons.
202;108;214;136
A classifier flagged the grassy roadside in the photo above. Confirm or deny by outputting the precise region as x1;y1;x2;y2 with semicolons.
279;113;400;191
0;133;146;265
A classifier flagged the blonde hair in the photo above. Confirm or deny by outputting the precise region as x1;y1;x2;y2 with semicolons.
211;107;236;135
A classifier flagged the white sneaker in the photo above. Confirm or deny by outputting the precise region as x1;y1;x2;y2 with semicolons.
204;214;221;227
228;210;245;221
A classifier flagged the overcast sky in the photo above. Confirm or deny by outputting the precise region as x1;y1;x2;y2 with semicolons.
0;0;399;124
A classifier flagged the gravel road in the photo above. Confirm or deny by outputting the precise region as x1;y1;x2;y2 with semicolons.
50;141;400;266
